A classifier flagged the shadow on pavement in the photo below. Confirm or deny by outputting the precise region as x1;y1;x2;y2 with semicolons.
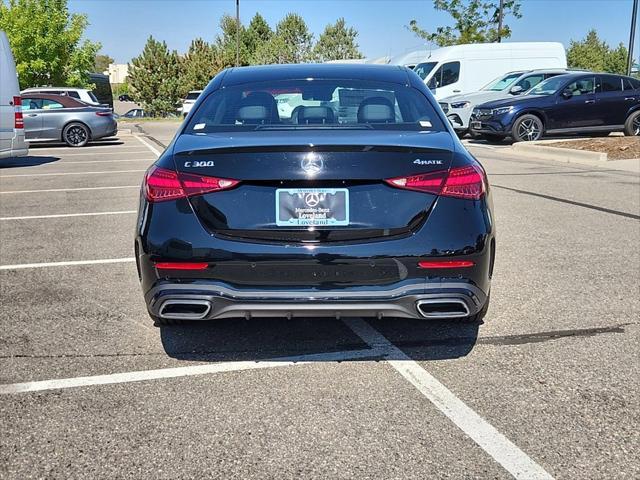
0;155;60;168
159;317;480;363
27;138;125;148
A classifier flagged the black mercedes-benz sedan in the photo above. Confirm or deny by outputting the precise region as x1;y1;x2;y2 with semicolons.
135;64;495;325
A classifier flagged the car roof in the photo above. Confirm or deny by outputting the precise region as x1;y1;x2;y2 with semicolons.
217;64;409;89
22;87;88;92
21;92;87;107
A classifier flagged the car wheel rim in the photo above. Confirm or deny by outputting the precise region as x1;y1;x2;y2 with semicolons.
66;126;87;145
633;116;640;136
517;118;542;141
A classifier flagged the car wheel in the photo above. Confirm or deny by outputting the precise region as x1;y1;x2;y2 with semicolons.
63;122;89;147
623;111;640;136
512;114;543;142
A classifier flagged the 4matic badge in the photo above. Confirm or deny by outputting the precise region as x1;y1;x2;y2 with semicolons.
413;159;443;165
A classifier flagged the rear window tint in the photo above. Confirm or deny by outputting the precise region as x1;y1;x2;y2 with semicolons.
623;77;640;90
186;79;444;133
599;76;622;92
186;92;201;100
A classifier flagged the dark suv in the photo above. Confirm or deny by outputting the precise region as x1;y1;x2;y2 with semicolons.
470;73;640;142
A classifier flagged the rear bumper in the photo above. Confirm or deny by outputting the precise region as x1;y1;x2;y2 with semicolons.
145;280;488;320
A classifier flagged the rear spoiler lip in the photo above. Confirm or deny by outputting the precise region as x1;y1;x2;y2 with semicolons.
174;144;454;156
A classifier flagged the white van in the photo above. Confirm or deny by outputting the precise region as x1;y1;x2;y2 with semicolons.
0;31;28;160
395;42;567;100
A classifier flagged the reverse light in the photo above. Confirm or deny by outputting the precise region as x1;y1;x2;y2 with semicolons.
13;96;23;129
385;165;485;200
154;262;209;270
144;166;239;202
418;260;475;269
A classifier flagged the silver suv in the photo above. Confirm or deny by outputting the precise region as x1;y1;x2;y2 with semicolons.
440;69;578;133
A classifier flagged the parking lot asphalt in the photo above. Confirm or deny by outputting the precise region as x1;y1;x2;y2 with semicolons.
0;129;638;479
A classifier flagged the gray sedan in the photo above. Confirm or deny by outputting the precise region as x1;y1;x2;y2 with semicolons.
21;93;117;147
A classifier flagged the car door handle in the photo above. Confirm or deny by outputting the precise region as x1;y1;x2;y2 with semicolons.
584;100;596;104
452;89;461;93
625;97;636;101
26;113;38;117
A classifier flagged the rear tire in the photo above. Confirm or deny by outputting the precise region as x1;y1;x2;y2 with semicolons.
624;111;640;136
63;122;89;147
511;114;543;142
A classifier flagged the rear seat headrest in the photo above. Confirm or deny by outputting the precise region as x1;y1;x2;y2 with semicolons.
357;97;395;123
237;105;269;124
298;106;335;124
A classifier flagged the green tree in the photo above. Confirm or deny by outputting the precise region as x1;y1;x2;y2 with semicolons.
253;35;288;64
313;18;364;62
94;53;114;73
0;0;101;89
408;0;522;46
245;12;273;62
275;13;313;63
128;36;181;117
214;14;250;68
567;30;629;74
180;38;219;94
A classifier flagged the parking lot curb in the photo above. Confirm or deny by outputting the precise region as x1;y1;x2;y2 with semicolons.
511;142;609;162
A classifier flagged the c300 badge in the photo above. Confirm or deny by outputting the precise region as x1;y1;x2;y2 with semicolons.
184;160;215;167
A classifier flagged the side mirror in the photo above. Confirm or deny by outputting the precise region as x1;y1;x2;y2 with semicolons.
561;89;573;99
510;85;524;95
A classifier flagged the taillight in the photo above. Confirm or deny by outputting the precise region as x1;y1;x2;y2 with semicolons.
154;262;209;270
95;111;112;117
385;165;485;200
144;166;239;202
418;260;475;269
13;96;23;129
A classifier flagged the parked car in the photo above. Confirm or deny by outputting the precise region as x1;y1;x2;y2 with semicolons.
121;108;147;118
0;31;28;160
470;73;640;142
21;86;103;106
180;90;202;117
402;42;567;100
136;64;495;325
88;73;114;110
440;69;579;134
118;94;133;102
21;93;117;147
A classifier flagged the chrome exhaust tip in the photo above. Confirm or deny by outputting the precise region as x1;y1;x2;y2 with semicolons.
416;299;470;319
158;299;212;320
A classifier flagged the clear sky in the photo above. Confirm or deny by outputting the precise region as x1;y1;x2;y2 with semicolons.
69;0;639;64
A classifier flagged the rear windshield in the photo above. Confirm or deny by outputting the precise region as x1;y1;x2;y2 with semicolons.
185;79;444;133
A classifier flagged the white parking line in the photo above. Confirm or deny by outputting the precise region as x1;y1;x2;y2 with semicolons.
0;210;137;221
135;135;163;156
344;318;554;480
0;348;382;394
0;257;135;270
45;150;151;157
0;185;139;194
1;169;146;178
29;144;145;152
59;158;155;164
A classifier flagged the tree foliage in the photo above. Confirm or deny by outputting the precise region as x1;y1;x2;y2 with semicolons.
0;0;101;89
275;13;313;63
180;38;218;94
567;30;629;75
94;53;114;73
128;36;182;117
214;14;249;68
245;12;273;62
408;0;522;46
313;18;364;62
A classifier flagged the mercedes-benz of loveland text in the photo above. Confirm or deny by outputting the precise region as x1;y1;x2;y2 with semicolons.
135;64;495;325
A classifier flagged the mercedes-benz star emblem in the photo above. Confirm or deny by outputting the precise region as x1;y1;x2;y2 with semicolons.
305;193;320;207
301;154;323;175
